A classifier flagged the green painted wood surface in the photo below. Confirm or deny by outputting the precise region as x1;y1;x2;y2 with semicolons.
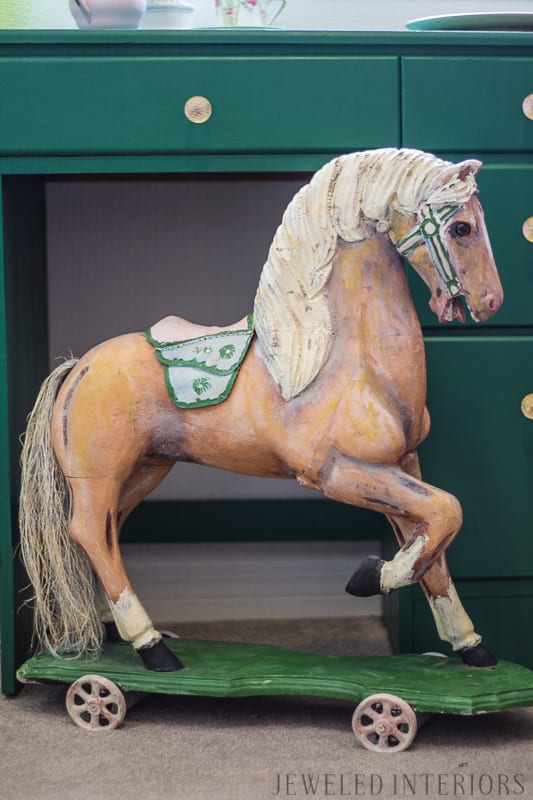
420;336;533;578
0;56;399;156
0;30;532;47
0;177;49;696
1;28;533;694
402;57;533;151
0;179;15;697
474;162;533;328
16;639;533;716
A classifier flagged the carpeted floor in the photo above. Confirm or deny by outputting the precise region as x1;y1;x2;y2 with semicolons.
1;616;532;800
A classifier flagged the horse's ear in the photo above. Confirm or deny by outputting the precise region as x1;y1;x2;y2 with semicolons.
456;159;482;180
439;159;482;185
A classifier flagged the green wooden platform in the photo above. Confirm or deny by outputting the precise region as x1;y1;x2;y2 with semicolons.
16;639;533;717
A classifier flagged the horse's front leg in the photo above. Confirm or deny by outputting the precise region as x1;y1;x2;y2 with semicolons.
384;452;496;667
318;451;496;665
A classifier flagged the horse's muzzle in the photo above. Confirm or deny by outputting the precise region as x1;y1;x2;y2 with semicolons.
469;289;504;323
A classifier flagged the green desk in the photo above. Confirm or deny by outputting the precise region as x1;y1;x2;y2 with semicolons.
1;30;532;694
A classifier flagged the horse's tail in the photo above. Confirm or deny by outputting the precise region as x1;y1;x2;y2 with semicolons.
19;358;102;658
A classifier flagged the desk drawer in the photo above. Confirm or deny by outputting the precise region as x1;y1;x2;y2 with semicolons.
403;57;533;151
0;56;399;156
421;336;533;579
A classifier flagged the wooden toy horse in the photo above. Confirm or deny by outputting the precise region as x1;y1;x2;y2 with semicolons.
19;148;503;672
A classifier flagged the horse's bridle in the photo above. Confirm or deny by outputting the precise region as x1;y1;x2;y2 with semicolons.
392;204;463;297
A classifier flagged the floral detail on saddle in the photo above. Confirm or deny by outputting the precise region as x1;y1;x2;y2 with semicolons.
146;314;254;408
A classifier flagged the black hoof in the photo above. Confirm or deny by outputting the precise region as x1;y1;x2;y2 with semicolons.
345;556;384;597
138;639;185;672
104;621;122;642
459;643;498;668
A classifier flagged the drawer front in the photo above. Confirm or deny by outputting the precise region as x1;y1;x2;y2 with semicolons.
409;161;533;328
402;57;533;151
0;56;399;155
420;336;533;579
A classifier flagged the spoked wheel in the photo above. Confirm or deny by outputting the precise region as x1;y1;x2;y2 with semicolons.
66;674;126;731
352;693;417;752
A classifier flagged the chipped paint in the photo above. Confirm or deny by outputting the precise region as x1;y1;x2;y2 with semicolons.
109;587;162;651
380;534;428;593
429;581;481;651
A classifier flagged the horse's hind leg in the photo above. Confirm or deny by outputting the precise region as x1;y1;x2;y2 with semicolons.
67;471;183;671
95;463;173;644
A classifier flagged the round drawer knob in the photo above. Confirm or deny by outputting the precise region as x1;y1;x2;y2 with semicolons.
521;394;533;419
523;217;533;243
184;96;212;124
523;94;533;120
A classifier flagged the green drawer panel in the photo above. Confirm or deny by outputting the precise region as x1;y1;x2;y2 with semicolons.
475;162;533;327
420;336;533;579
0;56;399;155
402;57;533;151
409;160;533;328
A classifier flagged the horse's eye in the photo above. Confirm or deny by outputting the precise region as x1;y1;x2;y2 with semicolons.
451;221;471;237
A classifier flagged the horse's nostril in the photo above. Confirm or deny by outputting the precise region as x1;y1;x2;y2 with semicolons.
489;298;498;310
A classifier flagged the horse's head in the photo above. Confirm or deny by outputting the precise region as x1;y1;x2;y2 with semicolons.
390;160;503;323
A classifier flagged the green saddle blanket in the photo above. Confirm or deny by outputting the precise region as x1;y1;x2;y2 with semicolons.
147;315;254;409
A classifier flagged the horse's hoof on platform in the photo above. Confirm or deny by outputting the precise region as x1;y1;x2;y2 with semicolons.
138;640;185;672
345;556;384;597
458;643;498;668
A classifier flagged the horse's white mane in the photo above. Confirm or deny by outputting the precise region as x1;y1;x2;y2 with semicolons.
253;148;479;400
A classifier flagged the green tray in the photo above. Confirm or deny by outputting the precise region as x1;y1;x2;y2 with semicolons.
17;639;533;716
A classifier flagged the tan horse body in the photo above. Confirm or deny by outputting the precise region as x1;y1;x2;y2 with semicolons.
20;150;503;671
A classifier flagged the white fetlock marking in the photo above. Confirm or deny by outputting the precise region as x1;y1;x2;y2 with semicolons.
133;630;162;651
380;535;428;593
108;588;162;650
429;581;481;651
